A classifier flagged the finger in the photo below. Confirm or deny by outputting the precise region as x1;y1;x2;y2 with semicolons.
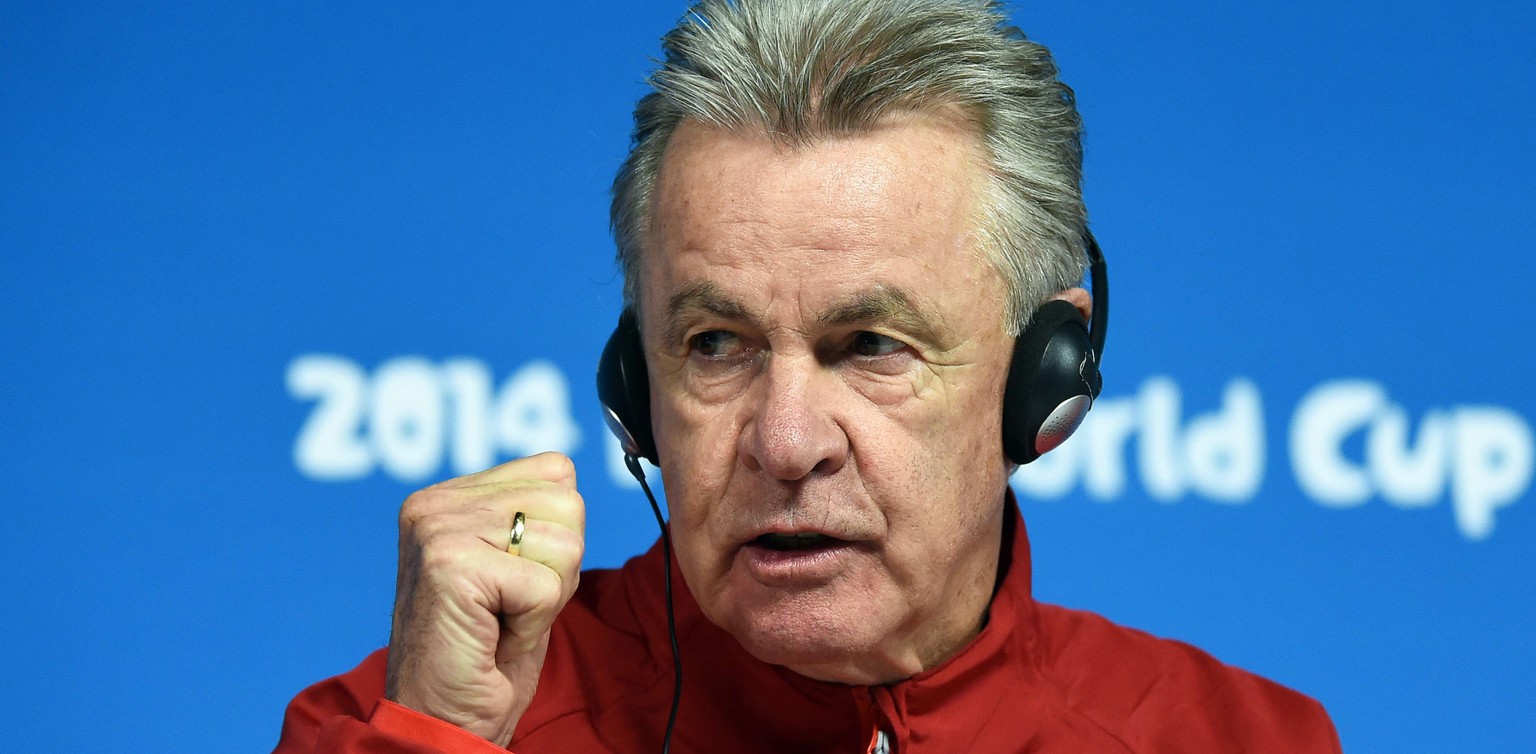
390;528;569;663
426;540;566;629
458;451;577;490
496;628;550;669
476;483;584;540
409;506;583;603
482;551;569;655
508;519;584;599
493;482;585;535
406;506;582;568
405;481;585;539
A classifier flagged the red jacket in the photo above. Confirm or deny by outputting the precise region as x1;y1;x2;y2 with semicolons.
277;501;1340;753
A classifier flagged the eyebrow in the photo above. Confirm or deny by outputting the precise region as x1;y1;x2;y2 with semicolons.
663;281;952;349
817;285;952;349
663;282;766;346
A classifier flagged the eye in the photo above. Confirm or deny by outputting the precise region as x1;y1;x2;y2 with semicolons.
690;330;742;357
850;331;905;357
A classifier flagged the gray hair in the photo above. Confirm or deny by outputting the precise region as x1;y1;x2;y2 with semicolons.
610;0;1087;333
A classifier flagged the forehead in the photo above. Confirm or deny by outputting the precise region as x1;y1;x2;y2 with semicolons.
641;113;1002;325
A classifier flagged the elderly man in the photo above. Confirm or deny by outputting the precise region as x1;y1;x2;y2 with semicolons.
277;1;1339;752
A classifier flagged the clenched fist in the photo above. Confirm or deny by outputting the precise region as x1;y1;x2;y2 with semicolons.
384;452;586;746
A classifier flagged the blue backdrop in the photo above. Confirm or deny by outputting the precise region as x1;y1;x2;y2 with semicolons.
3;1;1533;751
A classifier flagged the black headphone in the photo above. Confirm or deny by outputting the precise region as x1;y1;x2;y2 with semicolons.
597;234;1107;467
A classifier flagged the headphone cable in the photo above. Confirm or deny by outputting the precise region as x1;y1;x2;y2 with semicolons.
624;453;682;754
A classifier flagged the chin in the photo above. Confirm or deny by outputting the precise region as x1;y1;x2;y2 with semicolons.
713;586;901;684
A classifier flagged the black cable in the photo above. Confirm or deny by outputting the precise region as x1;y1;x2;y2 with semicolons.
625;453;681;754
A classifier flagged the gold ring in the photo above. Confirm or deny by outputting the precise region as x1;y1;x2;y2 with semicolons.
507;511;526;556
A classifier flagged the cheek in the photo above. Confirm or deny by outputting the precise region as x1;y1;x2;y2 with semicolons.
872;365;1008;518
653;393;740;537
900;362;1007;454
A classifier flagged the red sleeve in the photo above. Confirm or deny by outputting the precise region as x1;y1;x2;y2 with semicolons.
274;648;508;754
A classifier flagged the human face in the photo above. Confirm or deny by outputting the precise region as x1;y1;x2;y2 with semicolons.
639;113;1015;685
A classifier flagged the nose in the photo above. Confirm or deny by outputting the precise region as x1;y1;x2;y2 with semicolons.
738;356;848;481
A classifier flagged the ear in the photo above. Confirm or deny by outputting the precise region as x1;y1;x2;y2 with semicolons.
1048;287;1093;324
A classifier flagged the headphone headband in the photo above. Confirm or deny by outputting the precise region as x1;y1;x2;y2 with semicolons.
1085;232;1108;369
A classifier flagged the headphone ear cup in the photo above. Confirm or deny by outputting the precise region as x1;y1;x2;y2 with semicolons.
1002;299;1100;465
596;310;659;465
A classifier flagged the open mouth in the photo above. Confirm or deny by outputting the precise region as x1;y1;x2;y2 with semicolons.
752;532;843;551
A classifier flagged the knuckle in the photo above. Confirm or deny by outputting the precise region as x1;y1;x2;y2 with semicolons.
550;486;586;526
539;534;583;600
525;451;577;488
544;451;576;479
399;488;439;528
557;526;586;566
418;534;471;572
532;523;582;567
412;513;457;544
568;491;588;531
530;570;565;614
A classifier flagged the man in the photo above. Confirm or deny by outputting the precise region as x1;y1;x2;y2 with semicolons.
277;1;1340;751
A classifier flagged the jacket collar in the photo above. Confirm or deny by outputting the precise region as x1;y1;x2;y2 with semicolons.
624;490;1042;749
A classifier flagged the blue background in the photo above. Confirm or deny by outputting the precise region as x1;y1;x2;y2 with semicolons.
3;1;1533;751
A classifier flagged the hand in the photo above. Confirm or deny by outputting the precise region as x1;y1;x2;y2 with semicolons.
384;452;586;746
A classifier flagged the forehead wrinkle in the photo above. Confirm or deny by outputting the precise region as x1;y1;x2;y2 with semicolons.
816;285;955;350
